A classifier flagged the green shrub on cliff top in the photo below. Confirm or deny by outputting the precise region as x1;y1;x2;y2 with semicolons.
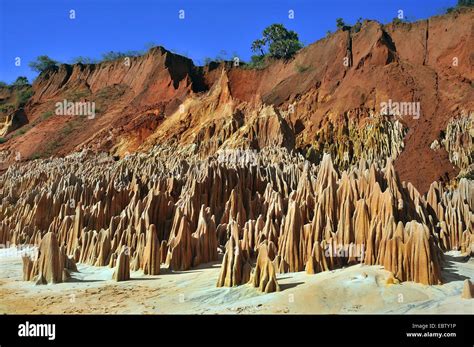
29;55;59;73
251;24;303;61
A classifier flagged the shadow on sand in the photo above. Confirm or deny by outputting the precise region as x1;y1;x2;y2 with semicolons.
279;281;305;291
441;253;470;283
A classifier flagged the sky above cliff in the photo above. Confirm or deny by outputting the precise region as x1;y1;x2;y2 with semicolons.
0;0;457;83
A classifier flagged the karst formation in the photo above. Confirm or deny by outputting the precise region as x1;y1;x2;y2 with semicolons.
0;144;469;292
0;9;472;298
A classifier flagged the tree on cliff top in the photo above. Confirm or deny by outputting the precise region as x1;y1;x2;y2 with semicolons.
29;55;59;73
12;76;29;86
457;0;473;6
447;0;473;12
336;18;346;29
251;24;303;60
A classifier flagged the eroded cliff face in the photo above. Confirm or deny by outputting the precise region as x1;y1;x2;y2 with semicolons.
0;10;472;193
0;85;31;137
440;112;474;177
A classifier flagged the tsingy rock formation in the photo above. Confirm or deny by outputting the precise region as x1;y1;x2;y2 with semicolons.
22;232;76;284
142;224;161;275
250;243;280;293
461;279;473;299
2;145;471;290
113;246;130;281
217;221;252;287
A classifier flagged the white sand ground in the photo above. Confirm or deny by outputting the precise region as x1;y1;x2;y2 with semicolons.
0;247;472;314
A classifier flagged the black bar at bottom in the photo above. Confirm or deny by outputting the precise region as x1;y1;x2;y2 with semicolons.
0;314;472;346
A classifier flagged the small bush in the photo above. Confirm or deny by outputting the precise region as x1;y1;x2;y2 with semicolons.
61;122;76;137
352;18;363;33
0;103;15;113
446;0;474;13
29;55;59;73
0;137;7;144
12;76;29;86
392;17;403;24
17;89;33;107
242;55;268;70
12;128;27;137
66;89;90;102
71;56;97;64
40;111;53;121
101;51;142;62
30;152;41;160
336;18;346;29
457;0;474;7
295;64;311;73
101;51;126;62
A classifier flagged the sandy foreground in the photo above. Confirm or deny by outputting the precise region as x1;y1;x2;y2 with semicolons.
0;247;472;314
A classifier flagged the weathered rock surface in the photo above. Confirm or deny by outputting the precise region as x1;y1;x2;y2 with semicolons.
441;113;473;176
250;243;280;293
217;221;252;287
192;205;218;266
165;208;193;271
0;134;471;292
1;9;472;194
113;246;130;282
142;224;161;275
461;279;473;299
21;232;76;284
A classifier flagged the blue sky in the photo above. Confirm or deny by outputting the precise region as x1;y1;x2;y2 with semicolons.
0;0;456;83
